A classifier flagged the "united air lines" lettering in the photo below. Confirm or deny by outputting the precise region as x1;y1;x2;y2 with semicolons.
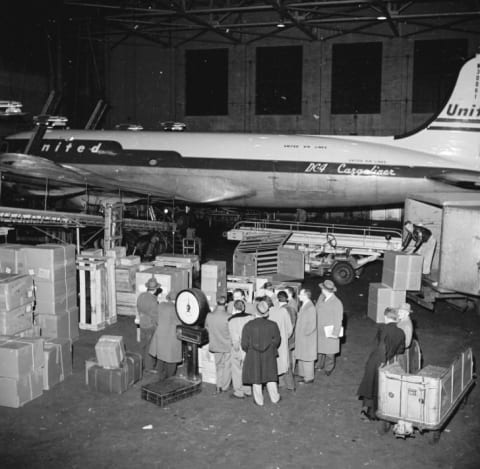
305;162;396;176
446;103;480;118
40;141;104;154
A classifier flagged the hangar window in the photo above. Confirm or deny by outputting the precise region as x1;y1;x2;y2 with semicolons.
331;42;382;115
412;39;468;114
185;49;228;116
256;46;303;115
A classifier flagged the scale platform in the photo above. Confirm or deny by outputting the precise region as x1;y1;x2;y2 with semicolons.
141;376;202;407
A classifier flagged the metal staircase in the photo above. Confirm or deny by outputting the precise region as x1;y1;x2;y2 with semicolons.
233;232;290;276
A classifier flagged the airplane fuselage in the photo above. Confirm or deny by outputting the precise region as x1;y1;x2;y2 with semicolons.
4;129;474;208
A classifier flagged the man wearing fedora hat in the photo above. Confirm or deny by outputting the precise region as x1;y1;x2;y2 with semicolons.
136;276;162;373
316;279;344;376
241;300;281;406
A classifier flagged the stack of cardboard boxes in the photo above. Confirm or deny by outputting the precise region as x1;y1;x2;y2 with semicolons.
85;335;142;394
368;251;422;322
0;244;77;407
0;336;44;407
201;260;227;308
23;245;79;341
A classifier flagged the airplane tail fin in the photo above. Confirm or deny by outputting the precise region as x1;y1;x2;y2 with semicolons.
396;51;480;166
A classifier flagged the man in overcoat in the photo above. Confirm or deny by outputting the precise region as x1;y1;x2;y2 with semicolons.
294;288;317;384
268;291;293;390
316;280;343;376
136;277;162;373
205;296;232;393
149;292;182;381
241;300;281;406
228;300;253;398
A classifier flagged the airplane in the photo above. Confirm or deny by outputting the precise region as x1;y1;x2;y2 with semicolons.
0;51;479;210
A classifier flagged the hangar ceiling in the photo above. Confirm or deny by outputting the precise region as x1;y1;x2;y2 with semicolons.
65;0;480;46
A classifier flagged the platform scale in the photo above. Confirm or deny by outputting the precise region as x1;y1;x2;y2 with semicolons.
141;288;210;407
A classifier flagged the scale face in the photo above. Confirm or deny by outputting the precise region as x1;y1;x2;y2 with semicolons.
176;290;201;325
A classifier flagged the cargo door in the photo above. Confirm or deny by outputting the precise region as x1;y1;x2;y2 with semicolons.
439;206;480;295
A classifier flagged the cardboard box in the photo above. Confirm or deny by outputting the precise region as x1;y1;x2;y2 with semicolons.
37;311;70;339
367;283;406;323
43;338;72;390
14;324;41;338
95;335;125;369
382;251;423;291
0;244;26;274
0;273;34;310
135;267;189;297
67;307;79;342
0;336;44;378
198;344;217;385
22;244;76;282
0;303;34;335
0;368;43;408
201;260;227;278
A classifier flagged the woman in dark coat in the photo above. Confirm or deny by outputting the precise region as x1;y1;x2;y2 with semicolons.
357;307;405;420
241;300;282;406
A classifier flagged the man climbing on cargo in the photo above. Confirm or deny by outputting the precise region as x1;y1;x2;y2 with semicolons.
401;221;436;276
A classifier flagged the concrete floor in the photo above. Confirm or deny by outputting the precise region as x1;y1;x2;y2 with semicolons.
1;235;479;469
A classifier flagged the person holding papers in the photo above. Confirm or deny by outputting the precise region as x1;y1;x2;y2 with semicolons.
315;280;344;377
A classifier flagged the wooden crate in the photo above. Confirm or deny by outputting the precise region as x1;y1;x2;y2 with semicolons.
378;348;474;428
77;256;109;331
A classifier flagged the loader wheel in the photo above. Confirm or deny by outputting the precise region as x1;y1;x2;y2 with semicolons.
430;430;441;444
331;261;355;286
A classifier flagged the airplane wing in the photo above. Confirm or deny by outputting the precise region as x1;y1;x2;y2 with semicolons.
428;170;480;189
0;152;255;203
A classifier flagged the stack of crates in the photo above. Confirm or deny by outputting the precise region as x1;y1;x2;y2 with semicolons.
22;244;79;341
368;251;422;322
115;256;141;316
0;336;44;407
85;335;142;394
201;261;227;308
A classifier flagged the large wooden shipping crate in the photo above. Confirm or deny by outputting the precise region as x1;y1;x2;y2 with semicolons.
378;348;473;427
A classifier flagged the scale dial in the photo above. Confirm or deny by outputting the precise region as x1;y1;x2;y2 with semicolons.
175;288;210;326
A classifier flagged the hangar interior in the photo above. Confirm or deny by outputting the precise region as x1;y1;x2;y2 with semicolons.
1;0;480;135
0;2;480;469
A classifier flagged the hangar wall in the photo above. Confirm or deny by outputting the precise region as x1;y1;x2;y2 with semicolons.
106;31;480;136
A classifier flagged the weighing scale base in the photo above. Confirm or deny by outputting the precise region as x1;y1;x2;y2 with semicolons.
141;376;202;407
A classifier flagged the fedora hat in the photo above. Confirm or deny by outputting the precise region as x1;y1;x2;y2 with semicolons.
145;276;160;290
319;279;337;293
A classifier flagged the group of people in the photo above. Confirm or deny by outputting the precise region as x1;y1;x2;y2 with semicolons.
204;279;345;407
136;274;416;419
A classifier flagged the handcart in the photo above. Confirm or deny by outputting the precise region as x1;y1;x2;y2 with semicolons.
376;347;475;442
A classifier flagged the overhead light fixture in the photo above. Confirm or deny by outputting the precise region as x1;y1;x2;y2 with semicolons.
277;20;285;28
377;16;387;20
